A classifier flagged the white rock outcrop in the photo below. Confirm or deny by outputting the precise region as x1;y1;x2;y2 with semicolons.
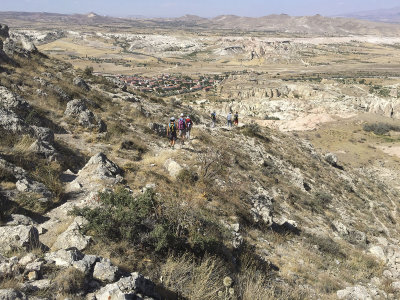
0;225;40;253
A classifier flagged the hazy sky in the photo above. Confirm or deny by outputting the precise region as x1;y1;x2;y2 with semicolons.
1;0;399;17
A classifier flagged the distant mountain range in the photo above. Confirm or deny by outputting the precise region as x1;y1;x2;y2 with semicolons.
1;11;400;36
338;7;400;23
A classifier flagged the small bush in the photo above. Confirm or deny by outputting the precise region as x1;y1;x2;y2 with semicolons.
242;123;261;138
0;194;12;223
160;254;227;300
307;234;345;259
176;168;199;184
53;267;86;294
0;166;16;183
83;66;94;77
264;115;280;121
16;193;51;214
363;123;400;135
32;161;63;200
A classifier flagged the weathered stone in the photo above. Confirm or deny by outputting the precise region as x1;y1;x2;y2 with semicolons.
19;253;37;266
324;153;338;166
0;86;31;114
369;246;386;262
0;255;18;278
73;77;90;91
44;248;84;267
68;153;122;192
0;108;30;133
25;261;44;272
64;99;106;132
93;259;119;283
0;225;40;253
391;281;400;292
6;214;37;226
337;285;386;300
52;217;92;251
27;271;38;281
22;279;51;292
0;289;27;300
95;272;159;300
164;159;183;178
72;254;98;275
250;189;274;226
15;178;52;198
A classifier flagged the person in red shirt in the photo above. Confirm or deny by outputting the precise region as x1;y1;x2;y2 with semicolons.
185;115;193;141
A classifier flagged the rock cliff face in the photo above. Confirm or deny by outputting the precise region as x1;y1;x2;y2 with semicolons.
215;74;400;127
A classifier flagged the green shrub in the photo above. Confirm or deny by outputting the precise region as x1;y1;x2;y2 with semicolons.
73;188;225;256
264;115;280;120
0;166;16;183
306;234;345;259
0;194;11;223
176;168;199;184
242;123;261;137
16;193;51;214
363;123;400;135
305;191;333;212
83;66;94;77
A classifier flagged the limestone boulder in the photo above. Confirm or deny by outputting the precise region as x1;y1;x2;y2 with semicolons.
337;285;386;300
68;153;123;192
0;289;27;300
5;214;37;226
65;99;106;132
164;159;183;178
52;217;91;251
0;225;40;253
93;259;120;283
250;189;274;226
44;248;84;268
95;272;159;300
73;77;90;91
324;153;338;167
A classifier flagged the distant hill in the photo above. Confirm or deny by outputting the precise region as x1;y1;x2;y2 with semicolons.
338;7;400;23
1;11;400;35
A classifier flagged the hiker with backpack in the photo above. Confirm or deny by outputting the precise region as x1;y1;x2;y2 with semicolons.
185;115;193;141
227;112;233;127
178;113;186;145
234;112;239;126
166;117;177;148
211;111;216;128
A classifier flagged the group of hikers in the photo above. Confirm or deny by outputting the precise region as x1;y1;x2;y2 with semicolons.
211;111;239;128
167;114;193;148
167;111;239;148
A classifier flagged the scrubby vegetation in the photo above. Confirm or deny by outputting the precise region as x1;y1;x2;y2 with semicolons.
363;122;400;135
72;188;226;256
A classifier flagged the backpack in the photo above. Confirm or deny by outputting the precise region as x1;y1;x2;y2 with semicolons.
186;118;192;129
211;112;216;120
169;123;176;133
178;118;186;130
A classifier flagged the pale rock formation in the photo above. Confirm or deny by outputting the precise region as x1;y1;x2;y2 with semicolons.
0;225;40;253
95;272;159;300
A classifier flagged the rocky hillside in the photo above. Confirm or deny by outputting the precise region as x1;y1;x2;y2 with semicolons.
338;7;400;24
2;11;400;36
1;23;400;300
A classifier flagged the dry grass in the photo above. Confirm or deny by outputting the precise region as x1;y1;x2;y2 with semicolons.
13;135;36;154
160;254;227;300
53;267;86;294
